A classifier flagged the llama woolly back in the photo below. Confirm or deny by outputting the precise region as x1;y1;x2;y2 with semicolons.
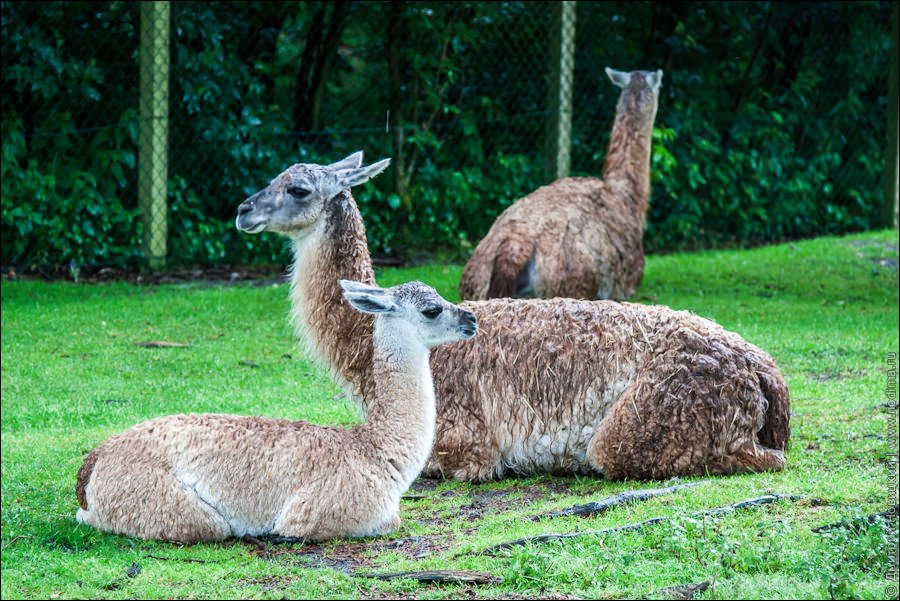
236;152;790;482
75;280;477;543
459;67;662;301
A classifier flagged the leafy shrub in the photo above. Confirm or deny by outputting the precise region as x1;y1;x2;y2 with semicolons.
0;2;891;270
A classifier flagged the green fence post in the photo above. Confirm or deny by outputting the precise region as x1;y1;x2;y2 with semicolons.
139;1;170;269
544;1;576;184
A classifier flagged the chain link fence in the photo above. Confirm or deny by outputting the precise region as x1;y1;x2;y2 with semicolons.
1;1;894;272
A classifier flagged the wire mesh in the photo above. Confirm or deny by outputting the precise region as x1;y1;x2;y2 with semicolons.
0;1;893;271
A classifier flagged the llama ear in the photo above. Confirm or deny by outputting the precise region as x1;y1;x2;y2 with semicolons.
605;67;630;89
336;158;391;189
338;279;387;296
342;290;398;315
327;151;364;171
646;70;663;90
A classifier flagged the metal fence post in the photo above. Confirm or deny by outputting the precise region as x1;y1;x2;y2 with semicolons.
883;0;899;229
544;1;576;183
139;1;170;269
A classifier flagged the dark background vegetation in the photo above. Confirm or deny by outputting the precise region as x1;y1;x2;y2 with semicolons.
0;1;892;271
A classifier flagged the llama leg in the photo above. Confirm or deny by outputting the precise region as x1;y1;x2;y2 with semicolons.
587;352;785;480
424;417;503;482
78;457;231;543
705;443;786;474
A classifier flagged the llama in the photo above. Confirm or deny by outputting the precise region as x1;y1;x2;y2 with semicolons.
459;68;662;301
75;280;477;543
235;152;790;482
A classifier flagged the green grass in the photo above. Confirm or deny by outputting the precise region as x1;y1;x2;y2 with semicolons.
2;230;898;600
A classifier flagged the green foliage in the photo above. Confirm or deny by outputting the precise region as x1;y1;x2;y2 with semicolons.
571;2;891;251
1;115;142;269
1;1;142;269
0;1;893;269
358;152;542;256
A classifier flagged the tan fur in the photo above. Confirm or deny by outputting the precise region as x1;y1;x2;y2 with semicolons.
75;281;473;543
236;153;790;483
459;69;661;301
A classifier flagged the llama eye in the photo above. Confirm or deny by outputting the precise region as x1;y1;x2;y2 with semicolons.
421;306;442;319
287;186;311;200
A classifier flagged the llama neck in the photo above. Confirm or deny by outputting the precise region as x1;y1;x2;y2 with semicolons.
600;91;658;209
362;320;436;489
289;191;377;413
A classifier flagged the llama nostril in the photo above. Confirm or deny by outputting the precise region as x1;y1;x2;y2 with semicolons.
463;311;477;326
238;201;254;216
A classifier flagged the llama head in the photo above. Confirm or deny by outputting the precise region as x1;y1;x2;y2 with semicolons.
605;67;663;92
236;152;390;238
606;67;662;129
339;279;477;349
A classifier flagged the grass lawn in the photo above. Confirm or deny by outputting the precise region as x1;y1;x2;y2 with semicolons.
1;230;898;600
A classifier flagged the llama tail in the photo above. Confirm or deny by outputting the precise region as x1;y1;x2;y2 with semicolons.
757;369;791;451
76;448;100;510
486;241;535;299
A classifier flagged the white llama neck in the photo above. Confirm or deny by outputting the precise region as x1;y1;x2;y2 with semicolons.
363;317;436;490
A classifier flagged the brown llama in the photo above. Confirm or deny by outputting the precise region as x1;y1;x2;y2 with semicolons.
234;152;790;482
459;68;662;301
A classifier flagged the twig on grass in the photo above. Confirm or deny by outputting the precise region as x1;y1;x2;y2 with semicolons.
481;494;813;555
652;580;712;600
146;553;220;564
135;340;191;348
357;570;502;584
529;481;707;521
812;505;899;533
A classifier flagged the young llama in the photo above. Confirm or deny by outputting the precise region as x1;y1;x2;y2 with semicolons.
235;152;790;482
75;280;477;543
459;68;662;301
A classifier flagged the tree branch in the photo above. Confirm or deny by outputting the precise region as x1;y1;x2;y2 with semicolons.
357;570;502;584
811;505;898;533
480;494;815;555
529;481;707;521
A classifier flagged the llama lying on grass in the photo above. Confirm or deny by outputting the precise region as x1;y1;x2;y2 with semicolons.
459;68;662;301
235;152;790;482
75;280;477;543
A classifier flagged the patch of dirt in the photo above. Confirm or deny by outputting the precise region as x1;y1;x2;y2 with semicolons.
452;482;575;520
807;368;867;382
871;257;899;269
359;584;480;600
407;478;442;494
247;533;456;572
847;239;900;271
847;240;899;252
493;594;583;600
2;255;409;285
236;575;297;593
360;588;583;601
